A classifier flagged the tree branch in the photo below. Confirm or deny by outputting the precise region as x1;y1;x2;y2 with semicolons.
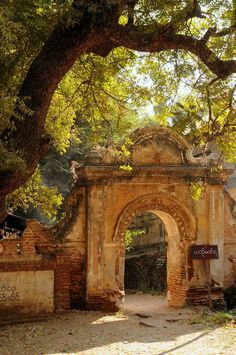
202;25;236;42
1;2;236;214
107;25;236;78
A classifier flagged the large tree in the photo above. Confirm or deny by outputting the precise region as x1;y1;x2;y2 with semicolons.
0;0;236;221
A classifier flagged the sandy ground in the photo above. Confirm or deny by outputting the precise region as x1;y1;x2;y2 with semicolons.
0;294;235;355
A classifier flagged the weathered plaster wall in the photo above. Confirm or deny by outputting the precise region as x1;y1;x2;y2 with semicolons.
83;172;201;309
224;192;236;287
82;127;233;310
85;177;198;309
0;270;54;317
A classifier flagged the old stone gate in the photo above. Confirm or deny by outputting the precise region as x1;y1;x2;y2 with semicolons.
77;126;233;310
1;126;236;318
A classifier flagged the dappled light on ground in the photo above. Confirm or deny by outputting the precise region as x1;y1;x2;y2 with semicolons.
0;295;235;355
91;315;127;325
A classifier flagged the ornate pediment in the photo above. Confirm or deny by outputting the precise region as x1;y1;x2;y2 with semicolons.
90;126;203;166
128;126;201;166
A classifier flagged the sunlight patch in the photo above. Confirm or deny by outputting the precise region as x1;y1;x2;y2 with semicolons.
91;315;128;324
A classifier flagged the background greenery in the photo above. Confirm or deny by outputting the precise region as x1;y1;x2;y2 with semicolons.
0;0;235;220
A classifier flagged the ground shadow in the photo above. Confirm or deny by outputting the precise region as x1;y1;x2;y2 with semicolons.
0;295;224;355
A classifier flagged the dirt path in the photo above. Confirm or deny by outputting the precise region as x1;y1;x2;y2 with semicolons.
124;293;177;315
0;294;235;355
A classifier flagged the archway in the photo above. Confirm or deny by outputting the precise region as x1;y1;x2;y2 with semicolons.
113;194;196;307
80;126;228;312
124;211;166;294
124;211;167;313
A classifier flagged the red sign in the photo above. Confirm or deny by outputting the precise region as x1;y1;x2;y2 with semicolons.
190;245;219;259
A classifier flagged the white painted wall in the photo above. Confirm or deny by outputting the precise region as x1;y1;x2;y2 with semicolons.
0;270;54;316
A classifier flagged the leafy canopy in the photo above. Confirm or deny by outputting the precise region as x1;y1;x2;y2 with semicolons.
7;168;63;220
0;0;235;218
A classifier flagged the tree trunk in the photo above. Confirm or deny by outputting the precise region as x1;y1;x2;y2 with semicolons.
0;11;115;197
0;2;235;222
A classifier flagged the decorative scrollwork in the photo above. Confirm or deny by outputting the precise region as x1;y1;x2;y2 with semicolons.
113;194;196;246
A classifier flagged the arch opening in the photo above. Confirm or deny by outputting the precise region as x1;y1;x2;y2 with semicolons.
124;211;167;295
123;209;185;311
113;194;196;309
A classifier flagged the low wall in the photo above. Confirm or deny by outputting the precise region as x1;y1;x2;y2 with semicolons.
0;270;54;317
0;219;86;320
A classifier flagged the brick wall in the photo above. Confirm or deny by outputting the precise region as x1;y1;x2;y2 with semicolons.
0;219;86;318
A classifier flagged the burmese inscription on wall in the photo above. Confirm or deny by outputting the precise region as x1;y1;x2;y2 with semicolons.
0;270;54;315
0;283;19;302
